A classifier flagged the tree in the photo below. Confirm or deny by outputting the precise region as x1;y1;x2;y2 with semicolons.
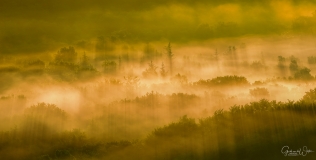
194;76;250;88
294;67;314;80
250;61;266;71
80;53;89;68
277;56;286;69
142;61;158;78
143;43;155;62
289;59;298;74
300;88;316;103
55;46;77;63
160;63;168;78
249;87;269;98
166;42;173;75
22;59;45;68
171;73;188;85
78;53;96;72
22;103;67;141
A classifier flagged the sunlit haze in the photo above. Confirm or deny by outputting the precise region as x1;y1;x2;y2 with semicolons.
1;0;316;159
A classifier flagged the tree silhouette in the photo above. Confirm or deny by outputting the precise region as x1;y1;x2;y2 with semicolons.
277;56;286;69
289;59;298;74
55;46;77;63
124;76;140;90
300;88;316;103
166;42;173;75
250;61;266;71
142;61;158;78
143;43;155;62
294;67;314;80
80;53;89;68
249;87;269;98
171;73;188;85
160;63;168;78
78;53;96;73
195;75;249;87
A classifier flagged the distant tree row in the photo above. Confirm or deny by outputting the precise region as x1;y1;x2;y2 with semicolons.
277;55;314;81
194;75;249;87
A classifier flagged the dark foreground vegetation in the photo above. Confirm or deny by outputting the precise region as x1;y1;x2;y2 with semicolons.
0;89;316;160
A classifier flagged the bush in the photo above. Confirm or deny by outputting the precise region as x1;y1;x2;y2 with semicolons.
195;75;249;87
249;87;269;98
294;67;314;80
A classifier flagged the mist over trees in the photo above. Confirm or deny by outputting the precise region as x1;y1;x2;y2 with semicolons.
1;1;316;160
1;90;316;159
166;42;173;75
55;47;76;61
1;40;316;159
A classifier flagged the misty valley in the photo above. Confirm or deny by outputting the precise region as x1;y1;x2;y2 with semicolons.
1;37;316;160
2;0;316;159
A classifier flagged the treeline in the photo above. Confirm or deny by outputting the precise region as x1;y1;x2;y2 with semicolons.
145;100;316;160
144;89;316;160
194;75;249;87
0;47;99;81
0;42;174;82
1;45;316;83
1;89;316;159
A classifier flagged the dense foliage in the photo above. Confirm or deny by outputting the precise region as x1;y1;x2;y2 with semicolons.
1;89;316;159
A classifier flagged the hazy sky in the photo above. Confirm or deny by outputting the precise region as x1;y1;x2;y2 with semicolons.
1;0;316;54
